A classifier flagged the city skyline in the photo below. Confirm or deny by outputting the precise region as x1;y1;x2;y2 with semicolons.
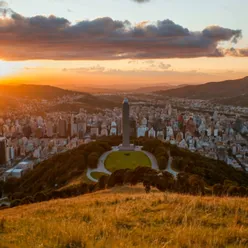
0;0;248;87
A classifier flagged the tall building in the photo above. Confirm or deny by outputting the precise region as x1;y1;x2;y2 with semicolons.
122;98;130;147
0;137;7;165
58;119;67;137
46;121;54;137
130;118;137;137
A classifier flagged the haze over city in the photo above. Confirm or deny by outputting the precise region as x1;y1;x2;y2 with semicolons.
2;2;248;247
0;0;248;89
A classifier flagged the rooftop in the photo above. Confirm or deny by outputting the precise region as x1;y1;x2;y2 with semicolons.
123;98;129;104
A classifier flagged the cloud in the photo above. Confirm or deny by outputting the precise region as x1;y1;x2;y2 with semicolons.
132;0;150;3
220;47;248;57
0;8;245;61
158;62;171;70
0;1;8;7
62;65;105;73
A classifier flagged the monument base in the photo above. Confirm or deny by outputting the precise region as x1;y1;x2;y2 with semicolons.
118;144;135;151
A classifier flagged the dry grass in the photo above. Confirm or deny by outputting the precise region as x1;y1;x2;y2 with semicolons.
59;173;91;191
1;185;248;248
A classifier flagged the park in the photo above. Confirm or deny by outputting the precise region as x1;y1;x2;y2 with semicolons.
104;151;151;172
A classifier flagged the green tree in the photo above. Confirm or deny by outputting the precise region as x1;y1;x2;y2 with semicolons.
158;156;168;170
87;152;100;169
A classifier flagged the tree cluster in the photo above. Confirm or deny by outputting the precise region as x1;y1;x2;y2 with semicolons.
142;139;169;170
10;182;94;208
3;141;112;198
144;139;248;187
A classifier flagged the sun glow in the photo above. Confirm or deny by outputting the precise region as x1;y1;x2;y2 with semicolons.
0;60;42;79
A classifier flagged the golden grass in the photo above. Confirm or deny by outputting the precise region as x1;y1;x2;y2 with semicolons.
59;173;91;191
1;185;248;248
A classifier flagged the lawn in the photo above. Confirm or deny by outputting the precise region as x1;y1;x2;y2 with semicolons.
91;171;109;180
105;151;151;172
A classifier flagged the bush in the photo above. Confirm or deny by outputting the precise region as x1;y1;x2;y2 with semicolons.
212;184;224;196
98;175;110;190
34;192;49;202
10;199;22;208
227;186;239;196
157;156;168;170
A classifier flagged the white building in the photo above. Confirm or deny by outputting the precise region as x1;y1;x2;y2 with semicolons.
148;127;156;138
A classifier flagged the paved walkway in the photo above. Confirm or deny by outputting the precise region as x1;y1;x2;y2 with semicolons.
165;151;178;178
86;147;159;182
142;151;159;170
86;151;112;182
86;147;178;182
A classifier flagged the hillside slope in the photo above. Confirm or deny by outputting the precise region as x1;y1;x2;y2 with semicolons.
1;185;248;248
157;76;248;100
0;84;81;100
3;138;248;204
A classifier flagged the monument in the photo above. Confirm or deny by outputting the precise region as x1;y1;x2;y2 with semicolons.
120;98;134;150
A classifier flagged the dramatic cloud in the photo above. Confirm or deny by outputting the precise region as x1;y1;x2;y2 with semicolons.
0;8;245;60
132;0;150;3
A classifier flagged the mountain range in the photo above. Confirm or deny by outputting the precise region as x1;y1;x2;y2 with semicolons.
0;84;82;100
157;76;248;105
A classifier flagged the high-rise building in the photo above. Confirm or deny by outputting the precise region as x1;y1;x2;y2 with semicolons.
0;137;7;165
46;121;54;138
122;98;130;147
58;119;67;137
130;118;137;137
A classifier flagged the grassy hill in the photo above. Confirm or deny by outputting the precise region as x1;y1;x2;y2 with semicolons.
2;138;248;205
157;76;248;100
1;185;248;248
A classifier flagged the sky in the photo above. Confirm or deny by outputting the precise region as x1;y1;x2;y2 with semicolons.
0;0;248;88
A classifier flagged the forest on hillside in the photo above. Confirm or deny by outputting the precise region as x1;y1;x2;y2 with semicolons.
1;137;248;208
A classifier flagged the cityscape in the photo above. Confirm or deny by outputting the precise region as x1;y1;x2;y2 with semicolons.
1;90;248;181
1;0;248;247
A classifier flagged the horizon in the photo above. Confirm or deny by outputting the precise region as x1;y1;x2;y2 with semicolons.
0;0;248;87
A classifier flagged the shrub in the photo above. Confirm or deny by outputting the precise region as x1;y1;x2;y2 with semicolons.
212;184;224;196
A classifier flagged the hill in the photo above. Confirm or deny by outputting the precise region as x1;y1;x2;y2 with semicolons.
48;94;121;113
0;84;81;100
2;137;248;207
131;84;178;93
1;185;248;248
215;94;248;107
1;140;112;199
157;76;248;100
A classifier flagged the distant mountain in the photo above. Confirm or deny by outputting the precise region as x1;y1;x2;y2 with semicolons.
48;94;121;113
131;84;178;93
57;84;123;94
157;76;248;100
0;84;83;100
